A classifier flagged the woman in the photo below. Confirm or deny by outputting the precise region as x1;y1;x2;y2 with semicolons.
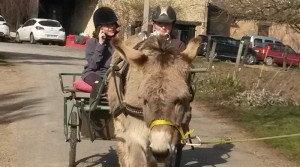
81;7;119;100
151;5;186;54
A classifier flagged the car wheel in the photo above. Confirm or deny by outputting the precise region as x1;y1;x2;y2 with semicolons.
58;41;66;46
245;54;257;65
265;57;273;66
15;33;22;43
30;33;36;44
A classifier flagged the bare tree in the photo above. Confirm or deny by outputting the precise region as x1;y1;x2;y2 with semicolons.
211;0;300;32
0;0;39;31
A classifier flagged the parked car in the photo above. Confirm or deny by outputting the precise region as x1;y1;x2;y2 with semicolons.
197;35;258;65
241;35;282;48
15;18;65;45
0;15;10;41
253;43;300;66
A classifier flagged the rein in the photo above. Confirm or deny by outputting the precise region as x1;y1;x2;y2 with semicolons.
110;57;143;118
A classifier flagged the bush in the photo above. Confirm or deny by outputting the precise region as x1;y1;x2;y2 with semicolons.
195;74;244;101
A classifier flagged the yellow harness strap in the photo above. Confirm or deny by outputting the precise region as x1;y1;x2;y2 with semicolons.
150;120;194;143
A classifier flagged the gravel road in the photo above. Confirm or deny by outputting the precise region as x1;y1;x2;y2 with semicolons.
0;42;298;167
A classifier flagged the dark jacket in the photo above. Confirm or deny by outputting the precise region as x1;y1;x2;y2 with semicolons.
81;38;113;80
134;36;186;54
169;38;186;54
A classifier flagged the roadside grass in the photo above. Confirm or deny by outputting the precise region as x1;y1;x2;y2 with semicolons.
239;106;300;161
192;58;300;163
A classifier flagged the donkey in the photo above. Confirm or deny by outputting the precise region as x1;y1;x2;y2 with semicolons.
107;35;200;167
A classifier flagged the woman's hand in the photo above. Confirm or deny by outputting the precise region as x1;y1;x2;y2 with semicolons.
98;30;106;45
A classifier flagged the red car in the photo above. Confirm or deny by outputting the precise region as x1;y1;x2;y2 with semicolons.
253;43;300;66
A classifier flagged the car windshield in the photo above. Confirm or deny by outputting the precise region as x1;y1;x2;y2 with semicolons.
241;36;250;43
39;20;61;27
0;16;5;21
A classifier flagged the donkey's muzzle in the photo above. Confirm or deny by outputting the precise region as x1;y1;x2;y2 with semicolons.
150;148;170;163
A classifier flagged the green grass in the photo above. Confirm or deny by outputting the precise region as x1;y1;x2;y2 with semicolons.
239;106;300;161
194;71;300;163
192;60;300;163
195;74;244;101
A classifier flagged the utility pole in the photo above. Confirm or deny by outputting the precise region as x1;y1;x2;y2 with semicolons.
141;0;149;32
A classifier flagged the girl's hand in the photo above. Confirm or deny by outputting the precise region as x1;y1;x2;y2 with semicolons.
98;30;106;45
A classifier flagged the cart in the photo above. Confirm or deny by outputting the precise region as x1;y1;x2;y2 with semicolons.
59;69;115;167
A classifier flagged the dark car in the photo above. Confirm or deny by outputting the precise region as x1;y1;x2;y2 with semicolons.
197;35;257;65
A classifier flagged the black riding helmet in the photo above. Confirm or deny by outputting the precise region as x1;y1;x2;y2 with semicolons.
152;6;176;23
93;7;118;28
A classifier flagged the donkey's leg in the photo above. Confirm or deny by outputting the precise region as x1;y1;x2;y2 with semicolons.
116;141;127;167
125;116;151;167
114;115;151;167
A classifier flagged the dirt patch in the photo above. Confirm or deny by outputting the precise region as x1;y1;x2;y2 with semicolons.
0;65;26;167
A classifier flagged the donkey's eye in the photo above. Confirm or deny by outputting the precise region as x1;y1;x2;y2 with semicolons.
174;99;181;105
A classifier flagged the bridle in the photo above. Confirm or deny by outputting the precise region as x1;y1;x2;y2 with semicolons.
150;120;192;144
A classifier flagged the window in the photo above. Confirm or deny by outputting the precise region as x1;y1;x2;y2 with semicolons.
241;36;250;44
287;46;296;54
23;20;31;27
0;16;4;21
254;38;263;47
28;20;36;26
39;20;61;27
265;40;273;43
271;45;282;52
258;24;270;36
227;38;238;46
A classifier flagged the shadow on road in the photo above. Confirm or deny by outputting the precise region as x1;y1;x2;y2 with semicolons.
181;144;234;166
76;147;118;167
74;144;233;167
0;89;44;124
0;51;84;66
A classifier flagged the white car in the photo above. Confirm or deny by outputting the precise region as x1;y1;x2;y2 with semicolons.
16;18;66;45
0;15;10;41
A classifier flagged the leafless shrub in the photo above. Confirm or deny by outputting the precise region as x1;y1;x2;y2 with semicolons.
210;0;300;32
222;89;299;107
0;0;38;31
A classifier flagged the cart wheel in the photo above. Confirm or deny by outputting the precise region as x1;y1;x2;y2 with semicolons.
69;112;78;167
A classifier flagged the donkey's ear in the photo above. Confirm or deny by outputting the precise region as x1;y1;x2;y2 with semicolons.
180;36;201;63
111;38;147;65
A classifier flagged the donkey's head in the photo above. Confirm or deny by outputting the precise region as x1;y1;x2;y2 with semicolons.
111;35;200;163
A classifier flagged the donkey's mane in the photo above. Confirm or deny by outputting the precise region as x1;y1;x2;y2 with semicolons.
137;36;191;110
138;35;179;67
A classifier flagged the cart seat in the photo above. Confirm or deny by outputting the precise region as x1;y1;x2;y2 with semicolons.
74;80;92;93
64;86;89;93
